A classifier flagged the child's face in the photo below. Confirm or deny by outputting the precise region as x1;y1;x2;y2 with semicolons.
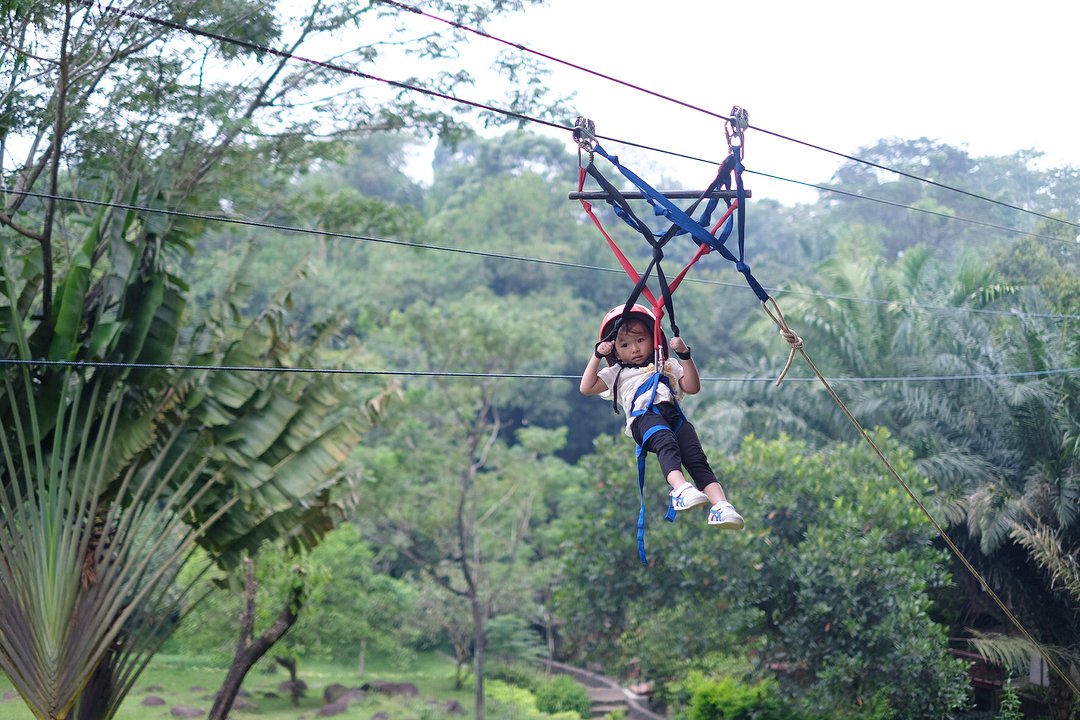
614;321;652;365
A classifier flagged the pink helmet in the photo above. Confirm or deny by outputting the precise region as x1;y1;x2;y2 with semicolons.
598;304;668;357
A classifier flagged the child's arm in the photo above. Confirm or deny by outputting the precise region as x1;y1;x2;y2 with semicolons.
580;340;613;396
671;336;701;395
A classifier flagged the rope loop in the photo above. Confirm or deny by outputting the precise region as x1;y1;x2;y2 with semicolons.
761;297;804;386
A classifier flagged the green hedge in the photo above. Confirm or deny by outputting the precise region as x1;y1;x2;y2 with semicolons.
689;676;789;720
535;675;591;718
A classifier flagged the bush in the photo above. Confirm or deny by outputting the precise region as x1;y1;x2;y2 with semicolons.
997;680;1022;720
535;675;591;718
689;676;789;720
487;661;545;692
486;679;540;714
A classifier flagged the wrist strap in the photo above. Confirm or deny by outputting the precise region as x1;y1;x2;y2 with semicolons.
674;346;692;360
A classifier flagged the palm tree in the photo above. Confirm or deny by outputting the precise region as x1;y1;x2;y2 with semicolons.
708;245;1080;714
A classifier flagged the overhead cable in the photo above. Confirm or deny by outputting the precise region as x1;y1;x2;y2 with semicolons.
13;188;1080;322
376;0;1079;232
82;1;1079;252
3;358;1079;384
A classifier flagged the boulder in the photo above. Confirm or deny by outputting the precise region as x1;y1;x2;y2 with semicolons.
322;683;350;705
316;700;348;717
233;697;259;711
361;680;419;697
141;696;166;707
278;679;308;695
169;705;204;718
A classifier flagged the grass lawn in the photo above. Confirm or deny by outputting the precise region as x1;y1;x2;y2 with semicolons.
0;653;478;720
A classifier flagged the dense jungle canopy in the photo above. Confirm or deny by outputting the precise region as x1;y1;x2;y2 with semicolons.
2;2;1079;719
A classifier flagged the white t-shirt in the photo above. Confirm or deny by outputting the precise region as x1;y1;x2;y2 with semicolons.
597;360;684;436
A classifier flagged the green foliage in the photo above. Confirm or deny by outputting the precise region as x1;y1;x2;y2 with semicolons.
293;524;418;662
0;368;216;720
554;430;970;718
534;675;591;718
997;680;1023;720
170;525;417;665
485;679;541;714
487;615;546;665
731;432;970;719
486;662;545;693
688;675;788;720
1;172;375;720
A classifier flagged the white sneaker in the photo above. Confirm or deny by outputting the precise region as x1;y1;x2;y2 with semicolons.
708;502;745;529
670;482;709;511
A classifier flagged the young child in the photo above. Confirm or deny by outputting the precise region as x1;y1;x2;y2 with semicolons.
579;304;744;529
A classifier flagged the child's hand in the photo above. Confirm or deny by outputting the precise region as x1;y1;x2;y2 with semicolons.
670;336;689;354
596;340;614;356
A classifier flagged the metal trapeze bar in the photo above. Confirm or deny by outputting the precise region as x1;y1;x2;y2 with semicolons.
568;189;751;201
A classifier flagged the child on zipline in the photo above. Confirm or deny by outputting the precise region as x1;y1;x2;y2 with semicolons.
580;304;744;529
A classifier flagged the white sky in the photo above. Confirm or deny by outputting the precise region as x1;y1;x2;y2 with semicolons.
463;0;1079;205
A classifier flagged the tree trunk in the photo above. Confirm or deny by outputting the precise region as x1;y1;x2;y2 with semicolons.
73;649;115;720
207;557;305;720
1048;674;1076;720
275;657;302;706
357;637;366;675
471;598;486;720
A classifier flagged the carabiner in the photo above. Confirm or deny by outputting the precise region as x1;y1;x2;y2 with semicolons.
573;116;597;165
725;106;749;156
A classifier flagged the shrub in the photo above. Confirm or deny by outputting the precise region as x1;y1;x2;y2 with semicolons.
487;661;545;692
486;679;540;714
689;676;789;720
997;680;1022;720
535;675;591;718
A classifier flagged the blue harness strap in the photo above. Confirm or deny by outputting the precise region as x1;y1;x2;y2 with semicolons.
629;370;685;565
589;143;769;304
592;143;719;249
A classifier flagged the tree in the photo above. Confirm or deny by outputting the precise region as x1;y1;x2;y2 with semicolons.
286;523;417;670
2;0;561;287
707;236;1080;713
208;555;308;720
554;431;970;718
356;289;581;720
1;2;561;716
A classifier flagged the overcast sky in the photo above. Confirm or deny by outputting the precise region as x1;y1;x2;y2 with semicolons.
470;0;1078;205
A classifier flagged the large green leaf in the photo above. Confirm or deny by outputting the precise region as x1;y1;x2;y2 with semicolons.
46;210;103;361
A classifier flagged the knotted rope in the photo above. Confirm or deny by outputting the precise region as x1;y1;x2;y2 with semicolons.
762;297;803;386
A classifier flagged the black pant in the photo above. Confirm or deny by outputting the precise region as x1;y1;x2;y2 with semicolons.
631;402;718;491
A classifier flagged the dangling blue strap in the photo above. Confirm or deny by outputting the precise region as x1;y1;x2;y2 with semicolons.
635;423;667;565
629;370;686;565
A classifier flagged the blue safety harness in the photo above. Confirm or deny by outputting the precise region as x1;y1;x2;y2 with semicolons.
574;113;759;566
627;367;685;565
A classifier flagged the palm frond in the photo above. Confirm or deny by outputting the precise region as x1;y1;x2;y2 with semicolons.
965;629;1077;675
1010;523;1080;603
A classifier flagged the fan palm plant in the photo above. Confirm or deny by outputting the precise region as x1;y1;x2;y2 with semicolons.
0;199;372;718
